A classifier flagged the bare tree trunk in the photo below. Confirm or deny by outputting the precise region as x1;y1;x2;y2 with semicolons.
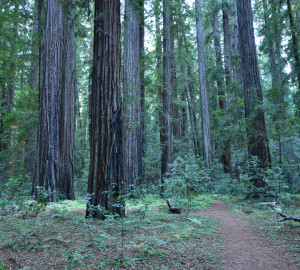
33;0;63;202
195;0;212;171
86;0;123;219
123;0;143;190
237;0;271;187
161;0;173;185
60;0;76;200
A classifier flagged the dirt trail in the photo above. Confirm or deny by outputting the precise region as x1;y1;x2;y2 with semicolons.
196;200;296;270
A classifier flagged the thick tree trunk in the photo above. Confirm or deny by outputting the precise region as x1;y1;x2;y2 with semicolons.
237;0;271;180
60;0;76;200
195;0;212;171
161;0;173;183
33;0;63;202
123;0;143;190
86;0;123;219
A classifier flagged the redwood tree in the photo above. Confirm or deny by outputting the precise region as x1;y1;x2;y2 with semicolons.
33;0;76;201
237;0;271;188
161;0;173;184
123;0;143;190
195;0;213;171
86;0;123;219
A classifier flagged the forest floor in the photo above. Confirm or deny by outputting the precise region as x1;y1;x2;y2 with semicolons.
0;195;299;269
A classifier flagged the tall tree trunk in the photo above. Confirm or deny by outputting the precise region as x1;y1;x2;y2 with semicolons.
33;0;63;202
86;0;123;219
222;1;233;81
25;0;39;176
171;20;181;148
123;0;143;190
287;0;300;88
60;0;76;200
195;0;213;171
232;0;243;83
161;0;173;186
139;0;145;175
237;0;271;187
213;11;231;173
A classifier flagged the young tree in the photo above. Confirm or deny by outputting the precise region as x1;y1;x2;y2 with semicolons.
237;0;271;188
123;0;143;190
195;0;213;171
86;0;123;219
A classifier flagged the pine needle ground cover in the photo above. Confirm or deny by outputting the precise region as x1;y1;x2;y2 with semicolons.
0;195;222;270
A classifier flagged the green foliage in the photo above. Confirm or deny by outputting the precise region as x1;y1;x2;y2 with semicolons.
164;156;211;212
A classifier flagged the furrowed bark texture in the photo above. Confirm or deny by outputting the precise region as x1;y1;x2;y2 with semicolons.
34;0;63;202
161;0;173;180
87;0;124;219
139;0;145;171
123;0;143;190
195;0;212;170
237;0;271;173
60;0;76;200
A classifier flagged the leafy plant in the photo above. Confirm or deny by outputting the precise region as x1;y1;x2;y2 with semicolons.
164;156;210;214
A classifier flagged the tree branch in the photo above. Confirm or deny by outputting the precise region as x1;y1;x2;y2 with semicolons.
278;213;300;222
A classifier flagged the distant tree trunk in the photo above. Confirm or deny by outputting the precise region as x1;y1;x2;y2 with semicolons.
232;0;243;83
237;0;271;185
222;1;233;81
213;11;231;173
86;0;123;219
161;0;173;185
0;2;18;153
123;0;143;190
287;0;300;88
171;20;181;149
25;0;39;176
154;0;164;172
59;0;76;200
33;0;63;202
181;93;188;140
195;0;213;171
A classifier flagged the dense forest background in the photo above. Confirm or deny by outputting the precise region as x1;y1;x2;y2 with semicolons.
0;0;299;212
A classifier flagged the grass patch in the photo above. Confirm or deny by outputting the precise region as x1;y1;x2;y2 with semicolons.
0;195;222;269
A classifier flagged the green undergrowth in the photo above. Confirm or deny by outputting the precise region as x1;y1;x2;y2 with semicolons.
225;195;300;267
0;194;222;269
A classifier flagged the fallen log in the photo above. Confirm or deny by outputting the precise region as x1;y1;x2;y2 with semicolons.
278;213;300;222
167;199;181;214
